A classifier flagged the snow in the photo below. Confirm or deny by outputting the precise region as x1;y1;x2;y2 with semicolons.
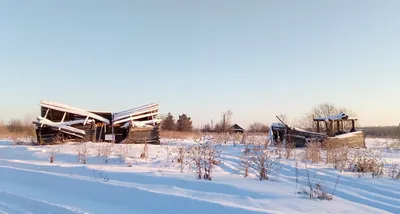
0;138;399;214
314;112;357;121
332;131;363;139
113;103;159;122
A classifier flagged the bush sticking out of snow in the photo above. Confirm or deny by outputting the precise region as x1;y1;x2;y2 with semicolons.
175;145;189;173
387;163;400;179
304;141;322;164
349;149;385;178
285;140;295;159
250;144;280;181
188;137;221;181
296;163;338;201
140;140;149;162
324;140;349;172
116;145;135;167
75;143;89;164
239;142;252;178
48;146;59;163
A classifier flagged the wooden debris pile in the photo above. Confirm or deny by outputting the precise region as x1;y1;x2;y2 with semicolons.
33;100;160;144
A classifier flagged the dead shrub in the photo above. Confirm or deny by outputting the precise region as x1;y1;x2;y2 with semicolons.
140;140;149;162
274;140;283;158
99;142;114;163
324;140;349;172
175;145;189;173
349;149;384;178
188;137;221;181
388;163;399;179
250;144;280;181
116;145;134;166
75;143;90;164
296;163;337;201
285;140;295;159
239;142;252;178
48;146;59;163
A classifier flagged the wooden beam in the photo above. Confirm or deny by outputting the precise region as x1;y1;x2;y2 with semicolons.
336;120;340;133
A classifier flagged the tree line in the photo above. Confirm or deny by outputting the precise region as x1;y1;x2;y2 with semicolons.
160;110;270;133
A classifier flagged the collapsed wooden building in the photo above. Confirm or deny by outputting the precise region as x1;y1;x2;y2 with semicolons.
32;100;161;144
270;112;365;148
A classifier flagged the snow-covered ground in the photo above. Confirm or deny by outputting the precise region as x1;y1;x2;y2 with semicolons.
0;138;399;214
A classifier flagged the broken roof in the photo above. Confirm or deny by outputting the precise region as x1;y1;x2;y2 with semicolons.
313;112;357;121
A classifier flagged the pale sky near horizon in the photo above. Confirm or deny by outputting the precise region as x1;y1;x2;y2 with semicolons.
1;0;399;128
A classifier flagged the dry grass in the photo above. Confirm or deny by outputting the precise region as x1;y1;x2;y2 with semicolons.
160;131;204;140
304;141;322;163
0;122;36;143
0;123;9;138
324;139;349;171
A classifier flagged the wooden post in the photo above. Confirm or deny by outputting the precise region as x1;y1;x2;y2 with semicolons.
351;120;356;132
316;121;320;133
91;122;96;143
111;114;115;143
330;121;334;136
341;120;344;131
336;120;340;133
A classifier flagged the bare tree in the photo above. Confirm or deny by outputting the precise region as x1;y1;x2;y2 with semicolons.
248;122;270;133
215;110;233;133
292;102;358;131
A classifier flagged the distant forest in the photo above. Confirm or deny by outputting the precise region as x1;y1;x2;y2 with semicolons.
361;125;400;138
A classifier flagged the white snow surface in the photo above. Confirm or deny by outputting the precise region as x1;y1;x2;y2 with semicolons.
0;138;398;214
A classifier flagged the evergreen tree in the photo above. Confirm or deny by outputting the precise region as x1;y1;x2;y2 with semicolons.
161;112;176;131
176;114;193;132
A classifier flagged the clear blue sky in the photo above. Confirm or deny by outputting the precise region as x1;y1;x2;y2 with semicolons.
1;0;399;128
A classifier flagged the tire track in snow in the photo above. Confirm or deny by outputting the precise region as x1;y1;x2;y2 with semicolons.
0;190;87;214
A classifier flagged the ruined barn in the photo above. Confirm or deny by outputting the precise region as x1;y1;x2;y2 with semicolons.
313;112;365;148
270;112;365;148
33;100;160;144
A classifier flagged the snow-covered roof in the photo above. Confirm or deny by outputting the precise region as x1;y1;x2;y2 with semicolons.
40;100;111;124
271;123;286;128
314;112;357;121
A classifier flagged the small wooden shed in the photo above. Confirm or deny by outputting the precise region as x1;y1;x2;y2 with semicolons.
228;124;244;133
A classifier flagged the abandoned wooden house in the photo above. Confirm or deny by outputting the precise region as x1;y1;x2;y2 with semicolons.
270;112;365;148
228;124;244;133
32;100;161;144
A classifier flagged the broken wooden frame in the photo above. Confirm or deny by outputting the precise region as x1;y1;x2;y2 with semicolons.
270;113;365;148
313;112;358;137
33;100;160;144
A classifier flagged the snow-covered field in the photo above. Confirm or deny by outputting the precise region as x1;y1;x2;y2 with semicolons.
0;137;399;214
